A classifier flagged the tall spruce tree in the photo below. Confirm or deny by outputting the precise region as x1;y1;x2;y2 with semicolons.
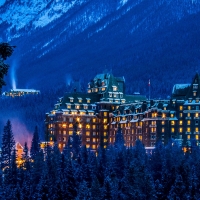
30;126;40;159
1;120;15;170
67;122;81;159
114;124;125;149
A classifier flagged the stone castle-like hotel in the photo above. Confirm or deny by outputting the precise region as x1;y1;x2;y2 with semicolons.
45;72;200;152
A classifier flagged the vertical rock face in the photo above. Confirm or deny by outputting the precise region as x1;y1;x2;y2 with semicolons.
1;0;200;96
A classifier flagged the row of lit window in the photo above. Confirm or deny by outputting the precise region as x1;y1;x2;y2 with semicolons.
109;93;123;98
88;87;106;93
69;98;91;104
170;127;199;133
180;105;200;110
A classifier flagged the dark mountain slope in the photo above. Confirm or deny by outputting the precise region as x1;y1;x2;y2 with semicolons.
2;0;200;98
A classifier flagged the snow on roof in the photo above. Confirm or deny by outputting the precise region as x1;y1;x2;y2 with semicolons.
11;89;40;92
172;84;190;94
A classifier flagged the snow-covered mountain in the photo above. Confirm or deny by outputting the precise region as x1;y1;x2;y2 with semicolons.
1;0;200;97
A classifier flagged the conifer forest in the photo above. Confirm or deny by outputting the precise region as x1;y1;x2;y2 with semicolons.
1;120;200;199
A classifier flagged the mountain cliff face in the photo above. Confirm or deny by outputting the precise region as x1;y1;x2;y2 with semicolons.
1;0;200;97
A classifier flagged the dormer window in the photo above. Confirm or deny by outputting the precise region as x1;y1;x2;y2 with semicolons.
170;114;174;118
193;84;198;89
86;98;91;103
121;99;125;104
75;104;80;109
66;104;71;109
162;113;166;118
113;93;117;98
188;99;192;103
69;97;74;102
113;86;117;91
78;98;82;103
84;104;88;110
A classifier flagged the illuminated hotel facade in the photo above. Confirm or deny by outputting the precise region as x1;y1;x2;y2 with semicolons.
45;72;200;152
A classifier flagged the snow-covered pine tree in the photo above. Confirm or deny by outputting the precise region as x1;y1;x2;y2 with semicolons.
67;122;81;159
114;124;125;150
1;120;15;170
30;126;40;159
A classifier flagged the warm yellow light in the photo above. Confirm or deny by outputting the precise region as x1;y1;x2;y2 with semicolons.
62;124;66;128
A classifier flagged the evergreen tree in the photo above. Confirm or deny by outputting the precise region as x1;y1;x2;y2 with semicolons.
1;120;15;170
30;126;40;159
114;124;125;149
0;43;15;91
67;122;81;159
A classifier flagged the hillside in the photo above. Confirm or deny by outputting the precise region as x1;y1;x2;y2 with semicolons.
1;0;200;98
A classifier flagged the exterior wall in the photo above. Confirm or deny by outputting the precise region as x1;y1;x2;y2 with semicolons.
44;73;200;152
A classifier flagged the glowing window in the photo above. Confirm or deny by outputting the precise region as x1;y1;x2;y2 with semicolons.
188;106;191;110
67;104;71;109
93;125;96;129
102;87;106;91
104;132;107;136
171;128;174;133
179;128;183;133
162;121;165;125
179;106;183;111
86;131;90;136
187;127;191;132
162;128;165;133
187;135;190;140
69;124;73;128
195;127;199;132
187;120;191;125
104;112;108;117
179;120;183;125
69;131;73;135
103;118;108;123
86;124;90;129
93;138;96;142
113;86;117;91
92;118;96;123
63;130;66;135
86;144;90;148
139;136;142;141
162;113;166;118
171;121;175;125
170;114;174;118
86;138;90;142
179;113;183;117
76;105;80;109
104;139;107;143
196;135;199;140
104;125;107;130
195;113;199;118
187;113;190;117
